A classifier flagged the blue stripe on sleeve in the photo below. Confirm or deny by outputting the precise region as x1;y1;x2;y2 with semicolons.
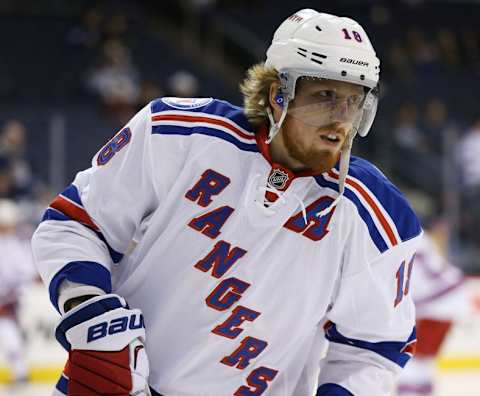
316;384;354;396
152;124;258;152
42;208;70;222
55;295;123;351
314;175;389;252
93;230;124;263
60;184;83;206
150;97;259;152
325;323;416;368
151;98;254;133
343;187;389;252
204;99;255;132
41;209;124;264
49;261;112;313
56;374;68;394
344;157;421;242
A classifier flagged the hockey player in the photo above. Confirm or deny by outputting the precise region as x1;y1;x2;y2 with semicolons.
32;9;422;396
0;199;36;385
397;227;469;396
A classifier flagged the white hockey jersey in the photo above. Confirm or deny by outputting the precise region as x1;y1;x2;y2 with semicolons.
32;97;422;396
0;234;36;307
410;233;467;321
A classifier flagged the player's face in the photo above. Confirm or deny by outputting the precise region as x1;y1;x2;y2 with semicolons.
276;78;364;173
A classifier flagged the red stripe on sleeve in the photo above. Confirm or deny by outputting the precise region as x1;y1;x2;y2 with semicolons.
151;114;255;140
328;171;398;246
50;195;99;231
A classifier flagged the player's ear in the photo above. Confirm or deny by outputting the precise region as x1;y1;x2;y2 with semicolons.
268;82;284;119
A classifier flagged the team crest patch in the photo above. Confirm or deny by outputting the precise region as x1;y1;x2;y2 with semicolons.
268;169;289;189
161;97;213;109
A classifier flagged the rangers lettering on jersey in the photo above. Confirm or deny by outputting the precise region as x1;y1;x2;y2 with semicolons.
185;172;279;391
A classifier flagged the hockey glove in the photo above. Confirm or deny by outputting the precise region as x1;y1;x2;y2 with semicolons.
52;294;150;396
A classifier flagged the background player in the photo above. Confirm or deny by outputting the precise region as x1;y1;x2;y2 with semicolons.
397;221;471;396
0;199;36;386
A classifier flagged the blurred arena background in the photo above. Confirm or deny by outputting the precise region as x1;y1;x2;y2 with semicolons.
0;0;479;395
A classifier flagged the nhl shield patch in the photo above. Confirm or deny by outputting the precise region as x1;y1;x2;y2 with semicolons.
268;169;289;189
161;97;213;109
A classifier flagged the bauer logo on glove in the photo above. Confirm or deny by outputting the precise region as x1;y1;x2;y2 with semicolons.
87;313;145;343
53;294;151;396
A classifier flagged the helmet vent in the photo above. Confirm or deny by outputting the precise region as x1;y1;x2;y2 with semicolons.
297;47;307;58
312;52;327;59
315;25;322;32
311;52;327;65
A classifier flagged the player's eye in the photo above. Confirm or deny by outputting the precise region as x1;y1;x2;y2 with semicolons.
313;90;335;101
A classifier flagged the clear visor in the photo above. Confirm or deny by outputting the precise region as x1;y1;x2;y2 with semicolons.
286;77;366;128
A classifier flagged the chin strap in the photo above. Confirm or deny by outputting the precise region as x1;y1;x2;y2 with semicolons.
266;101;289;144
315;122;359;219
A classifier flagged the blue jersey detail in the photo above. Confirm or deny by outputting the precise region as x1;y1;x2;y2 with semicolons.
56;375;68;394
42;185;124;264
60;184;83;206
42;208;71;223
343;157;421;242
152;125;258;153
150;98;259;153
42;208;123;264
314;175;389;252
151;98;253;132
49;261;112;313
325;323;416;368
55;295;123;351
315;157;421;253
316;384;354;396
94;231;124;263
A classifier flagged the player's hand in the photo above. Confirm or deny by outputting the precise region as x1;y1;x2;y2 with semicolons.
52;294;150;396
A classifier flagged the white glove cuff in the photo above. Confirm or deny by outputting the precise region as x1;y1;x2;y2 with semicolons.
58;280;106;315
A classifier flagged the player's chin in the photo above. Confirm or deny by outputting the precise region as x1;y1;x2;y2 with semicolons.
303;149;339;173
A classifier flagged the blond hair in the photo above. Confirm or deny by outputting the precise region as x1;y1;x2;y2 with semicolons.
239;63;279;127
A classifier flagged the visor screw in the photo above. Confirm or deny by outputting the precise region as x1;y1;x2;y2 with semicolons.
341;71;347;76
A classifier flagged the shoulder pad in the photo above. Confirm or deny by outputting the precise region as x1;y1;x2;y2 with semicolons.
316;156;422;253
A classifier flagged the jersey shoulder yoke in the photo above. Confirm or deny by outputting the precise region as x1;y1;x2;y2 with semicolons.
149;97;258;152
316;156;422;253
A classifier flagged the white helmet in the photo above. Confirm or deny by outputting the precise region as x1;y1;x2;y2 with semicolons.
265;9;380;139
265;9;381;217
